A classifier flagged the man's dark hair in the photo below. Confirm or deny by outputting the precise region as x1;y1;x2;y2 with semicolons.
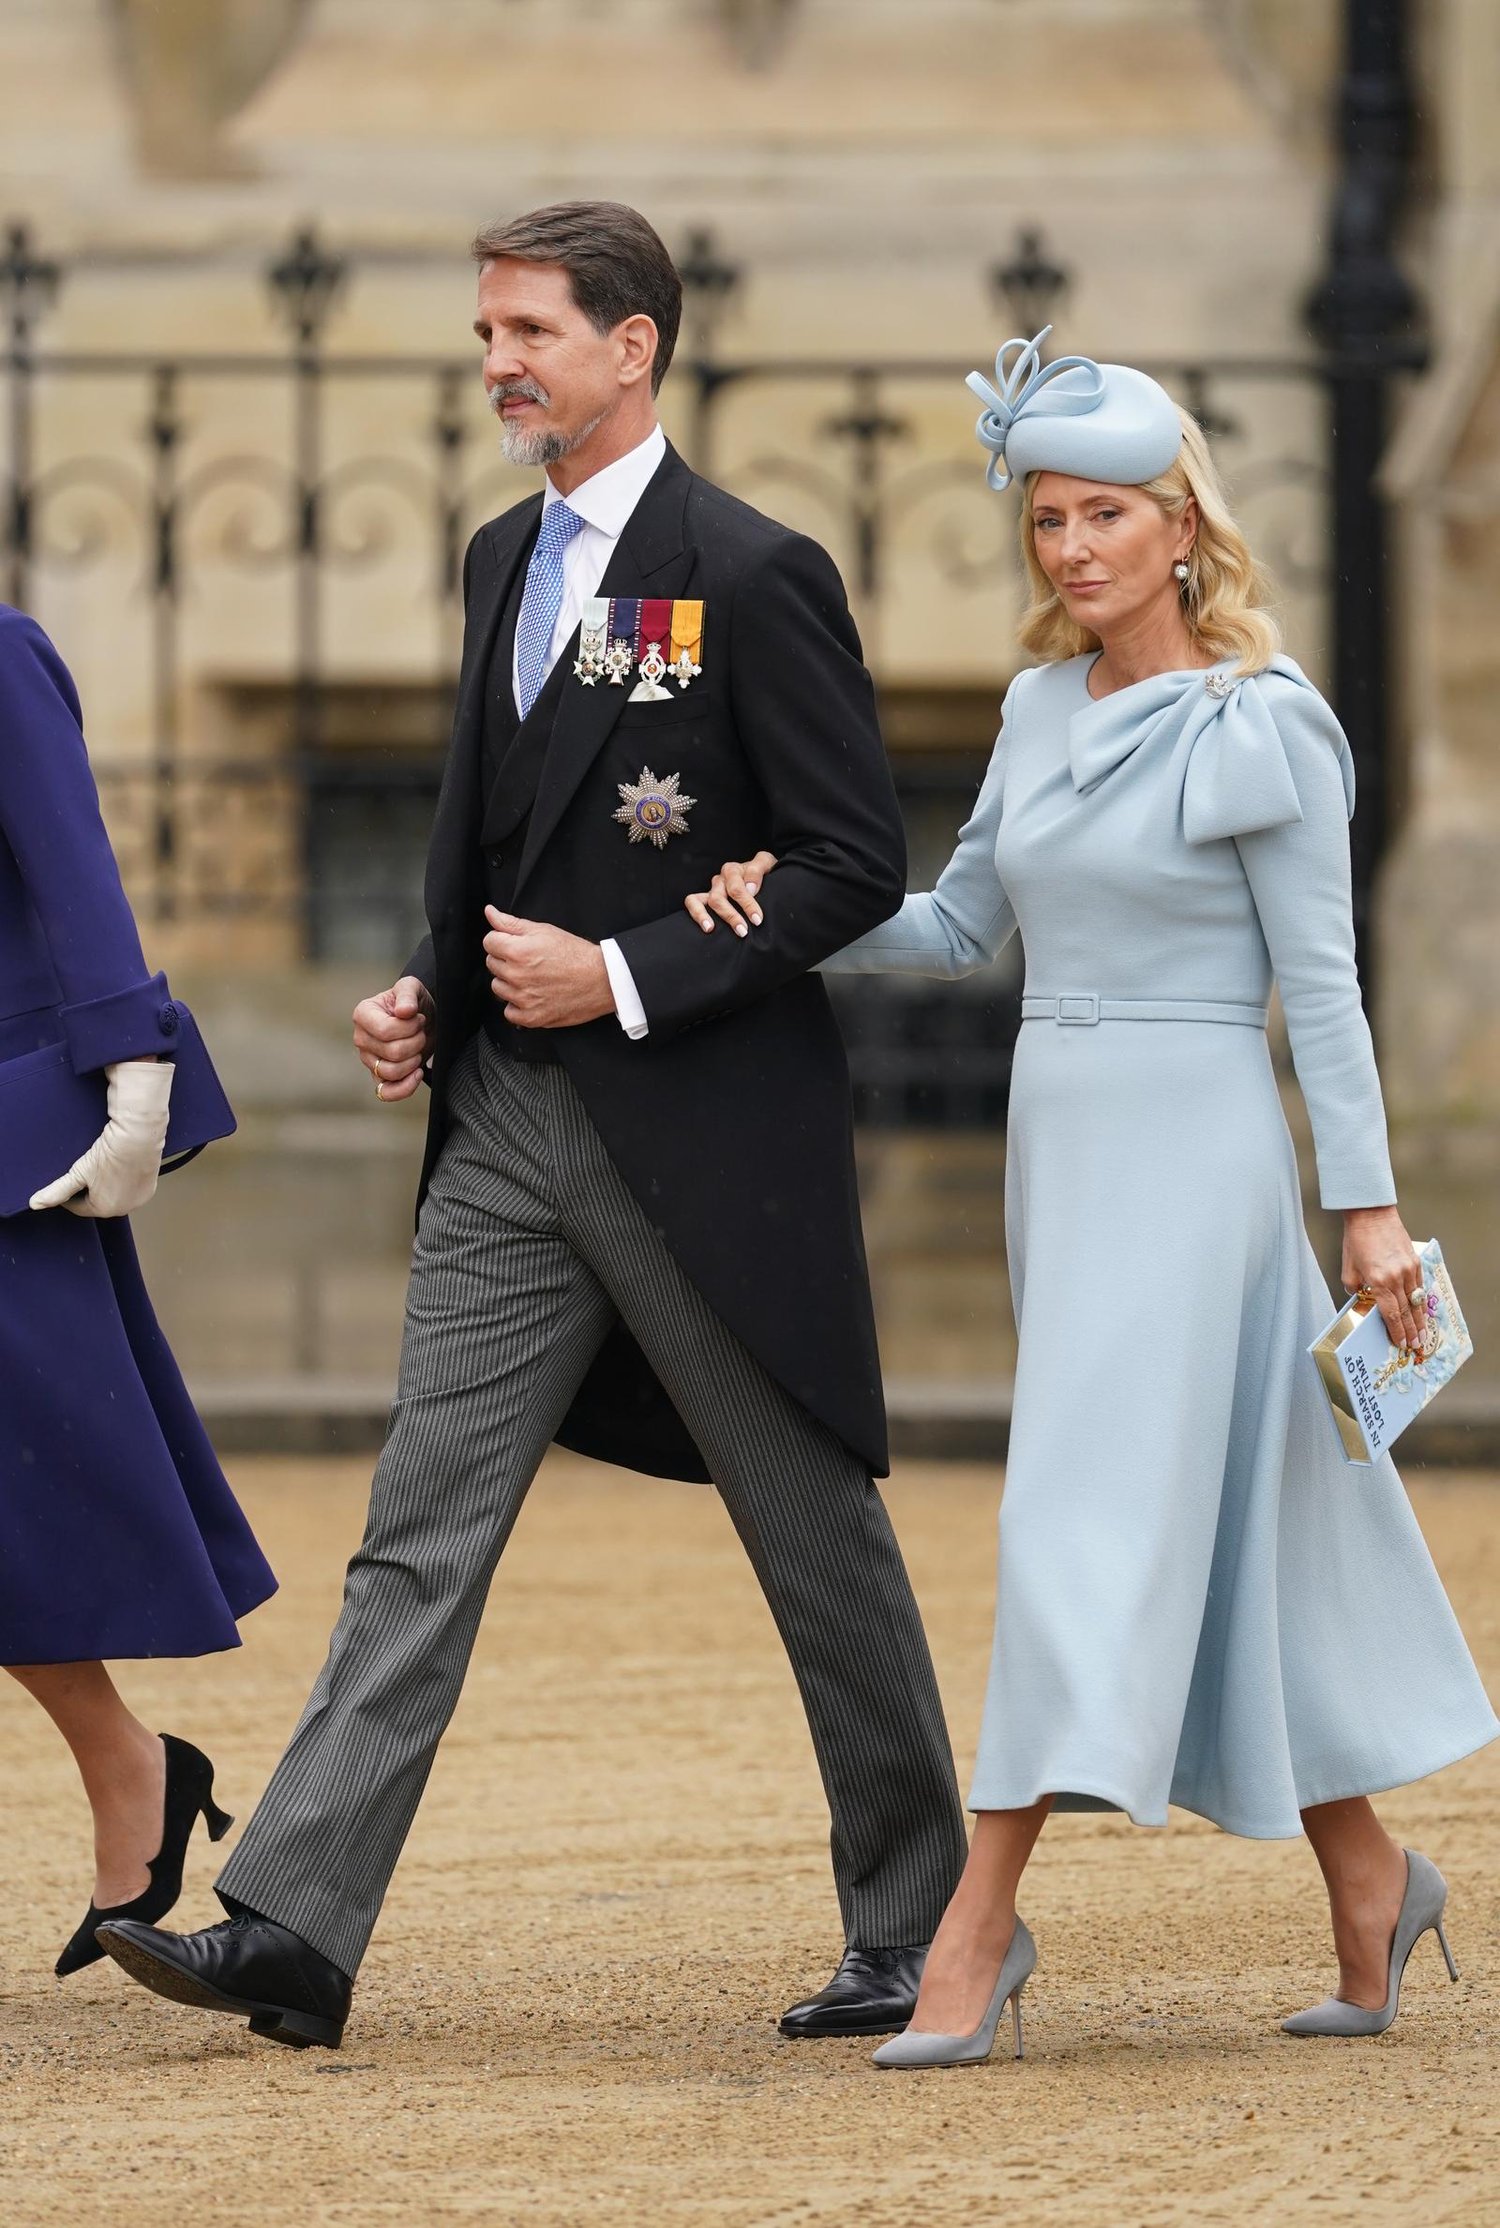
472;201;683;396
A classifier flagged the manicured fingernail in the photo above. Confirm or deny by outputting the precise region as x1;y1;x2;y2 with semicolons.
747;883;759;896
734;921;747;937
750;911;762;925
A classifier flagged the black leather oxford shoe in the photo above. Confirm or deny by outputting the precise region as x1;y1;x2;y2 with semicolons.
779;1943;929;2037
97;1911;352;2050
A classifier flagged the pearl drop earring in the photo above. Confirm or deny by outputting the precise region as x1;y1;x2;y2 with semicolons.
1173;561;1191;582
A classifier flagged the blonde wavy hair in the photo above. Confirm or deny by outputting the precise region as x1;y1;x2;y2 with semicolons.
1016;407;1281;676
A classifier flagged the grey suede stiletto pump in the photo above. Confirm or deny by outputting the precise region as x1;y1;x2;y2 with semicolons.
872;1918;1036;2069
1282;1850;1459;2038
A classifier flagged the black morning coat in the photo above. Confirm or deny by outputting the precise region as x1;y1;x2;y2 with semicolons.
406;440;907;1484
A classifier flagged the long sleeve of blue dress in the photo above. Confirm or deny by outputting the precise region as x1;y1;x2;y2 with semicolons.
1230;676;1397;1211
821;687;1018;980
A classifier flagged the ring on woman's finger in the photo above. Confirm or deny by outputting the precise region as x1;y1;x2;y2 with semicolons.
1408;1287;1424;1307
375;1079;384;1101
373;1056;383;1081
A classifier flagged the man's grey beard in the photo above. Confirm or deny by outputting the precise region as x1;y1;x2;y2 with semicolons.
489;380;607;469
500;422;571;468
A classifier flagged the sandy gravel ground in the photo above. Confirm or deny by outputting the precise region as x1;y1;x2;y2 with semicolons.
2;1457;1497;2227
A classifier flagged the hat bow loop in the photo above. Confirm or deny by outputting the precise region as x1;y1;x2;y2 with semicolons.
965;326;1108;493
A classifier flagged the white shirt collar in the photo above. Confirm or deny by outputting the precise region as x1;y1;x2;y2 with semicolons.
542;423;666;539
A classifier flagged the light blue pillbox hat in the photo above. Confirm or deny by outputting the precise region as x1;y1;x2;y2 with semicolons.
966;326;1183;493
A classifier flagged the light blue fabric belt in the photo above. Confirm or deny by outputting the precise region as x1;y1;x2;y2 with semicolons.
1021;993;1269;1028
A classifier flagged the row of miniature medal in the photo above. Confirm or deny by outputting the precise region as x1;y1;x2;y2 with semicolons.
575;596;704;702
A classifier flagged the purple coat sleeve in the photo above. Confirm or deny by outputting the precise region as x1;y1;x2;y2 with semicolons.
0;608;182;1069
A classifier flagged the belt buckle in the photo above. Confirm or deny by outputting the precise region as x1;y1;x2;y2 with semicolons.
1055;993;1100;1026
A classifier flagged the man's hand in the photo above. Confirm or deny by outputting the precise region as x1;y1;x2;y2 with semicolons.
354;975;435;1102
483;907;615;1029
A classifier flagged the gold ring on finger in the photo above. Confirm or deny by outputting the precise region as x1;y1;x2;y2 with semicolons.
375;1078;384;1100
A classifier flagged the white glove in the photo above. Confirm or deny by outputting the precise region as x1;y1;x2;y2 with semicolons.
29;1057;174;1218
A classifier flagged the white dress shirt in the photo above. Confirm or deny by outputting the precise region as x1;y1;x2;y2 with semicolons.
514;423;666;1040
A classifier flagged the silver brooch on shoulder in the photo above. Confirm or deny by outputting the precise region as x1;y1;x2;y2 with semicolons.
1204;671;1236;700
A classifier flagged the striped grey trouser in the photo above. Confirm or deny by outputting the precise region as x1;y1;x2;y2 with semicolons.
218;1033;966;1976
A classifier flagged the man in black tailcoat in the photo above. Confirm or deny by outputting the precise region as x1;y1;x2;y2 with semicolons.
100;201;966;2053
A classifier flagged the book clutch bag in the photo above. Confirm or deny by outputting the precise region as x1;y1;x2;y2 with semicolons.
1309;1238;1472;1465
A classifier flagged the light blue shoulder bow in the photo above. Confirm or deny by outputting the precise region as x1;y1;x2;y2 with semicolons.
966;327;1106;492
1067;657;1356;843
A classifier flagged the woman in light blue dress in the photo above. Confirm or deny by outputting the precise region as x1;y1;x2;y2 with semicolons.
687;335;1497;2064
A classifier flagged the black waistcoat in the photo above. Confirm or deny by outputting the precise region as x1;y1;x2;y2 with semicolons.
478;556;571;1061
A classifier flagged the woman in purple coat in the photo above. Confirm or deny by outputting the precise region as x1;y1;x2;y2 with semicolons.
0;605;275;1976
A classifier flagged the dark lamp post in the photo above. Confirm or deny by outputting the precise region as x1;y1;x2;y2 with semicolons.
1305;0;1425;1001
678;226;741;358
677;227;742;475
1;221;60;352
265;224;345;951
990;227;1071;347
2;222;60;606
267;226;347;352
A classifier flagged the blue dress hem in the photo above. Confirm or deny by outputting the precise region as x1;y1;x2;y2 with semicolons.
966;1713;1500;1840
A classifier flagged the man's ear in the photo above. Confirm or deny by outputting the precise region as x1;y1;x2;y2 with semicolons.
617;314;659;391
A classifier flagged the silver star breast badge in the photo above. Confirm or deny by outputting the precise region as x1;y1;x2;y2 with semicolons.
613;768;697;849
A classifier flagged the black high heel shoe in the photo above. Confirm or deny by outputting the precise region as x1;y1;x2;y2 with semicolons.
55;1733;234;1978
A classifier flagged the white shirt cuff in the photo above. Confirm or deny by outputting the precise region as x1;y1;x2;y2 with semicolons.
600;938;649;1039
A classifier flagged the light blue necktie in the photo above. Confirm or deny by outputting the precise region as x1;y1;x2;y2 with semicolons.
514;499;586;718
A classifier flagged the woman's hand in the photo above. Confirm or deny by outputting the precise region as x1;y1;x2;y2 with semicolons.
684;851;779;937
1342;1206;1426;1353
28;1057;174;1218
